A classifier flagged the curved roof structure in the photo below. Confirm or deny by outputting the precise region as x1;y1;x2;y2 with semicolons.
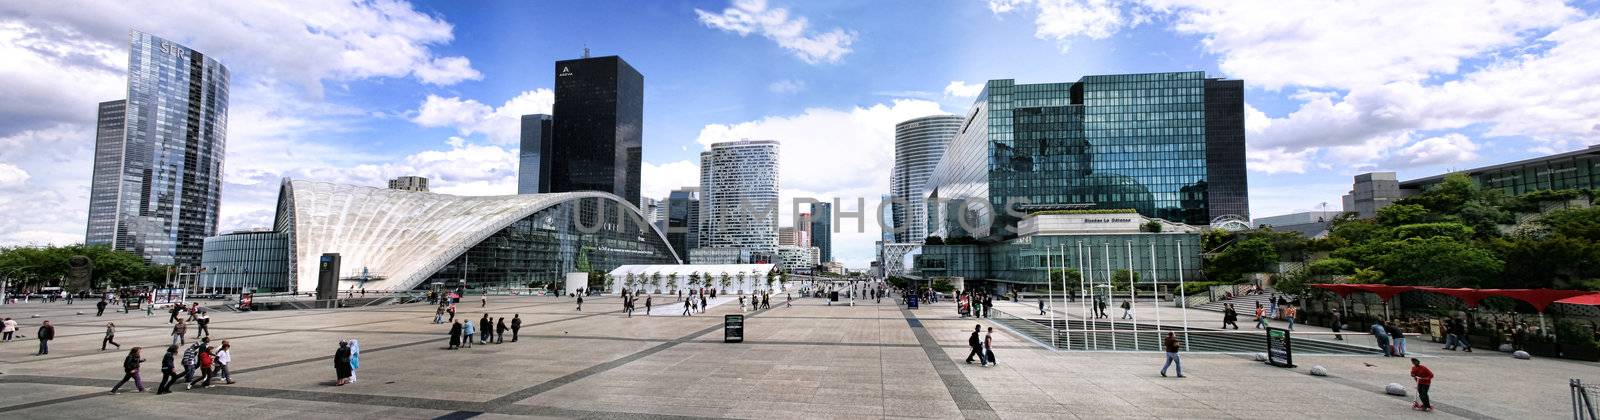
279;179;678;292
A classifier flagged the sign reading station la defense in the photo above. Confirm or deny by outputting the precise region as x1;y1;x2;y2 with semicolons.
1022;212;1146;235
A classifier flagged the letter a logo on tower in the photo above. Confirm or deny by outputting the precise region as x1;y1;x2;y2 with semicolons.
559;66;573;77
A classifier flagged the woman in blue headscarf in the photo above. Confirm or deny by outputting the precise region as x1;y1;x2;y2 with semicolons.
348;338;360;383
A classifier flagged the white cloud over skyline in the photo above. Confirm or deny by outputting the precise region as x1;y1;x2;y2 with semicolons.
695;0;858;64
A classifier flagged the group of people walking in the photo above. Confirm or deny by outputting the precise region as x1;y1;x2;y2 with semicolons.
447;313;521;349
111;336;238;395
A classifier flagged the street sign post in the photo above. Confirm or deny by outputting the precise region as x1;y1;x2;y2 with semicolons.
724;314;744;343
1266;327;1295;368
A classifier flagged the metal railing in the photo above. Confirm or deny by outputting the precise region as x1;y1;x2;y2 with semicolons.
1576;379;1597;420
992;308;1382;354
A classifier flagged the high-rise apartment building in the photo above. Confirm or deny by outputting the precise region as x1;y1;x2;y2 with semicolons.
891;115;961;243
698;140;780;261
86;31;229;267
665;187;700;262
924;72;1248;240
517;114;552;194
387;176;429;192
550;55;643;205
778;227;798;246
810;202;832;262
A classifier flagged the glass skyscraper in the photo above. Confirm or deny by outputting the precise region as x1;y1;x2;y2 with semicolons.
86;31;229;267
810;202;832;262
891;114;961;243
551;55;643;206
518;114;553;194
924;72;1247;241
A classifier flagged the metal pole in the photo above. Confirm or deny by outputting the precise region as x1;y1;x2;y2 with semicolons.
1045;243;1056;348
1105;242;1115;351
1177;239;1190;352
1061;244;1071;350
1151;242;1161;337
1083;242;1096;350
1127;240;1138;350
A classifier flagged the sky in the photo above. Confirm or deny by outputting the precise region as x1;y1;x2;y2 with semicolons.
2;0;1599;268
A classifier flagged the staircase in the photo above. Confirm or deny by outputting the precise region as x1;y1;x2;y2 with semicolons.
1191;288;1278;313
994;311;1377;354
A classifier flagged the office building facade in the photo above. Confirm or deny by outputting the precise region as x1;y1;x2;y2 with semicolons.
698;140;780;261
811;202;832;263
550;55;643;205
891;115;961;243
924;72;1248;242
518;114;553;194
387;176;429;192
665;187;700;262
85;31;230;267
199;230;291;292
1344;145;1600;218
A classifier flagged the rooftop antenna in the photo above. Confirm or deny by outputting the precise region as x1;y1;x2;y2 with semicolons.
582;46;591;58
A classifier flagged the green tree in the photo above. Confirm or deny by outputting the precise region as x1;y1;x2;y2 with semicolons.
1372;237;1502;287
1376;204;1430;227
1307;258;1357;276
1141;220;1162;233
1206;236;1278;283
1391;222;1475;241
666;273;680;292
924;236;944;245
719;273;732;292
1110;268;1141;290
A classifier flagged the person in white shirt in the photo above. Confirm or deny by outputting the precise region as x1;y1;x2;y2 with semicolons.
2;317;17;341
215;341;236;384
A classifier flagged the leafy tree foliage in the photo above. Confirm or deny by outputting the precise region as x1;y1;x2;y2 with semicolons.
0;244;159;290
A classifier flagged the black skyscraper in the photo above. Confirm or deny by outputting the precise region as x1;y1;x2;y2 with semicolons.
518;114;553;194
1204;79;1249;221
551;55;643;206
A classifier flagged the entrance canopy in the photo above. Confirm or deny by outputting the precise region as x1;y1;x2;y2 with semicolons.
1312;284;1595;312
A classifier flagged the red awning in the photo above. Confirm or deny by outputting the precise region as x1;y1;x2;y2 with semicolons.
1492;289;1596;313
1310;283;1359;298
1555;293;1600;306
1415;287;1497;308
1344;284;1416;302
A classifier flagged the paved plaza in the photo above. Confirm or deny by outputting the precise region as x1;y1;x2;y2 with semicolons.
0;295;1592;419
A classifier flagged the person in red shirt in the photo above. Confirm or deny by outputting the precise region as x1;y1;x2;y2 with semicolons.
1410;358;1434;411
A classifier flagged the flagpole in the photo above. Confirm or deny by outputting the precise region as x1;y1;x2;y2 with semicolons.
1105;242;1115;350
1178;239;1190;352
1061;244;1071;350
1127;240;1138;350
1151;242;1161;337
1082;242;1096;350
1045;243;1056;348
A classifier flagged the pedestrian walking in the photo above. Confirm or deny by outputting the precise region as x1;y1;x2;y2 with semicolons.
700;294;707;313
171;320;187;346
511;314;522;342
1330;309;1344;340
1284;305;1297;330
2;317;15;341
97;299;108;317
1039;296;1047;316
434;305;446;324
168;305;181;323
1160;332;1184;378
195;311;210;338
447;304;457;322
448;321;462;350
1254;304;1269;329
460;319;475;348
216;341;235;384
333;341;352;386
965;324;985;366
576;294;583;311
1410;358;1434;411
496;318;507;344
645;295;652;316
479;314;492;344
348;339;360;383
786;293;792;308
1371;320;1392;356
682;298;692;316
102;322;121;350
35;320;54;355
1222;303;1239;329
180;338;209;389
1387;321;1407;356
481;296;487;308
157;345;179;394
189;345;215;388
111;347;146;394
983;327;997;366
1121;299;1134;320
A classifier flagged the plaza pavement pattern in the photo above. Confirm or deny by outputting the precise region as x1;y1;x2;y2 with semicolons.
0;295;1592;419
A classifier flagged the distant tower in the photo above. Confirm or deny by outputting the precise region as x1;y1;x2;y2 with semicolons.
550;54;643;205
698;140;780;260
387;176;429;192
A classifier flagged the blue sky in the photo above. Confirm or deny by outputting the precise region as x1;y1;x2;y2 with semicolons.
2;0;1599;268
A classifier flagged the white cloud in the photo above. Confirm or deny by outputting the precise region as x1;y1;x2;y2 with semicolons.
0;124;93;246
943;80;984;98
0;163;28;188
414;56;483;86
410;89;554;145
988;0;1145;52
695;0;858;64
641;160;701;201
693;99;949;267
1391;133;1479;168
768;79;805;94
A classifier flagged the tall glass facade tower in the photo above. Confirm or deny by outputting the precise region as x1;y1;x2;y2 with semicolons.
891;114;961;243
518;114;553;194
810;202;832;262
551;55;643;206
925;72;1247;240
698;140;780;261
86;31;229;267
